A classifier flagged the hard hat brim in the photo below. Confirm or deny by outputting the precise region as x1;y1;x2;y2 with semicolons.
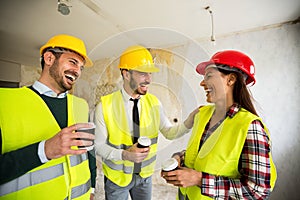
40;44;93;67
82;56;93;67
121;64;160;73
196;61;213;75
196;60;256;86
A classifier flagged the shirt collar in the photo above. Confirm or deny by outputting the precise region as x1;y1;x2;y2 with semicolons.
32;81;68;98
226;103;241;118
121;88;141;101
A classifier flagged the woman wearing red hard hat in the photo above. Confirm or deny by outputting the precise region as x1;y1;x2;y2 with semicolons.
162;50;277;199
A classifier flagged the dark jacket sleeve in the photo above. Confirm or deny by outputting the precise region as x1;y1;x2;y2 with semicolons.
88;149;97;188
0;129;43;185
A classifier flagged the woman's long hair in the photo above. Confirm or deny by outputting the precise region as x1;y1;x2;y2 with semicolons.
218;67;258;116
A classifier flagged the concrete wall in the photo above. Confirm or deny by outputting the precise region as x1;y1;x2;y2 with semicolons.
0;60;21;82
19;22;299;199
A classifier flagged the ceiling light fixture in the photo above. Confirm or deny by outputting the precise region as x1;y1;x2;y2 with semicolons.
205;6;215;43
58;0;71;15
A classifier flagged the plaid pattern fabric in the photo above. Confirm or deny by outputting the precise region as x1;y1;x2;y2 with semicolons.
200;104;272;199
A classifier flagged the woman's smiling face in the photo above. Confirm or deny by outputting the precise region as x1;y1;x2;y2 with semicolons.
200;65;230;104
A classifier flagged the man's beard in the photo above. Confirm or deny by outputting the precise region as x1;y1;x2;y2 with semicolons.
129;77;147;95
49;60;71;92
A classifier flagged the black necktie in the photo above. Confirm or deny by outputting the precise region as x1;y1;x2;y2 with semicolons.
130;98;140;143
130;98;141;173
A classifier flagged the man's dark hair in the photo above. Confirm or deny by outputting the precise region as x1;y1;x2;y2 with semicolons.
40;47;84;69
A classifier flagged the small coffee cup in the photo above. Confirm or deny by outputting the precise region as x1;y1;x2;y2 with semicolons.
75;122;96;151
137;136;151;148
161;158;179;172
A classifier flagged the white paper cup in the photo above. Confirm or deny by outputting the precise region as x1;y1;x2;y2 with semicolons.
137;136;151;148
162;158;179;172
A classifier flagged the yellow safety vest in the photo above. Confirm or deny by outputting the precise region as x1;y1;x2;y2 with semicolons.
179;105;277;200
101;90;160;187
0;87;92;200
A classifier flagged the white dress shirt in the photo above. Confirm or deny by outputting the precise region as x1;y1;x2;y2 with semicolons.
94;88;190;161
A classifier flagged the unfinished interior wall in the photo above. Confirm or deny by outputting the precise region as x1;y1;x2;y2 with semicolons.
19;22;299;200
199;22;300;200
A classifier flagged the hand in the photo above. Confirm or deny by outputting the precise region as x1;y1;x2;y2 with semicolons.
172;150;185;167
172;154;181;167
90;193;94;200
183;106;202;129
122;143;150;163
161;167;202;188
45;123;95;160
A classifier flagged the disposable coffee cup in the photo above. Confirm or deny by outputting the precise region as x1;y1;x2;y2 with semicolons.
161;158;179;172
137;136;151;148
75;122;95;151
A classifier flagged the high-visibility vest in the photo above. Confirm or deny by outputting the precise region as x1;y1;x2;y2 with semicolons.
101;90;160;187
179;105;277;200
0;87;92;200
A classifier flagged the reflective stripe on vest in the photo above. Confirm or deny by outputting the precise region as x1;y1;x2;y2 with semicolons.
0;163;64;196
0;154;87;197
102;154;157;174
141;155;156;168
103;159;133;174
70;154;87;167
70;179;91;199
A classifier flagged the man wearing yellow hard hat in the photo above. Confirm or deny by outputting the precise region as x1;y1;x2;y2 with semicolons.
94;45;198;200
0;34;96;200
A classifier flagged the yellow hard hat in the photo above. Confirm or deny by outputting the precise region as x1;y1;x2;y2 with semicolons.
118;45;159;72
40;34;93;67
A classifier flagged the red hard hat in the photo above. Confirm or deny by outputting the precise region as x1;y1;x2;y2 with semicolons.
196;50;256;85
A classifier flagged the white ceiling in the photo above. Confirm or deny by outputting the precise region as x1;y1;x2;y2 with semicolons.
0;0;299;67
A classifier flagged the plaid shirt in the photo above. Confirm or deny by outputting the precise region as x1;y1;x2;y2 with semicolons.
200;104;272;199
